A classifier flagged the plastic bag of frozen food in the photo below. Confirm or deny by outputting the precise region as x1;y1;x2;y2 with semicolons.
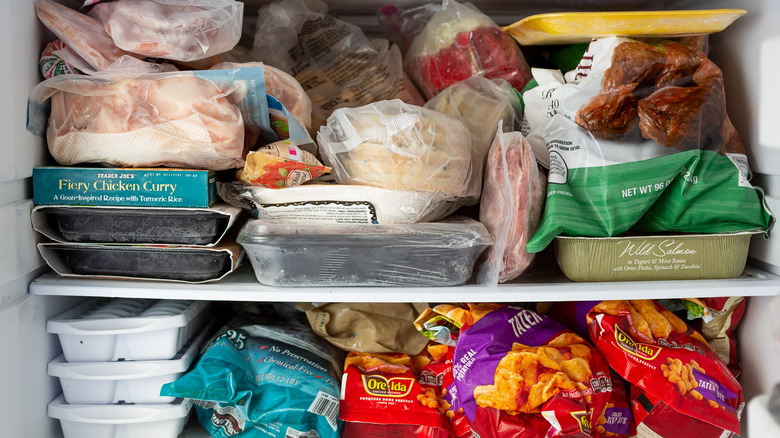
477;125;546;285
87;0;242;62
298;302;429;355
452;304;614;438
558;300;744;437
26;65;305;170
317;100;473;198
425;77;523;205
523;37;774;252
238;140;330;189
377;3;440;56
404;0;532;100
249;0;424;131
160;304;344;438
40;40;85;79
35;0;178;76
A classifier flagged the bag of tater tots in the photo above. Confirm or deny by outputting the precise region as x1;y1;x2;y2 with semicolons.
573;300;743;436
452;305;614;438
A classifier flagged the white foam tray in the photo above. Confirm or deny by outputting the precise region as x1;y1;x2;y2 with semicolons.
49;395;192;438
48;325;211;404
48;298;209;362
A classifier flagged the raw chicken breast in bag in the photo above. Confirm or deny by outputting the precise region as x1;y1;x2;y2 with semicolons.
523;36;773;253
88;0;243;62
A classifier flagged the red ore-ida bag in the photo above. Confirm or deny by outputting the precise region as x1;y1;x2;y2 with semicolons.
583;300;743;436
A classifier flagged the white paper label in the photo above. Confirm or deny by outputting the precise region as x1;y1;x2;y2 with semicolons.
254;200;378;224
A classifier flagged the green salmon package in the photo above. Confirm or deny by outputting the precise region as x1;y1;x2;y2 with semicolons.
522;37;773;252
160;304;344;438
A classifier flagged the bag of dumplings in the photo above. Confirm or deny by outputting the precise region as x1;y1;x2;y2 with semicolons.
523;37;773;252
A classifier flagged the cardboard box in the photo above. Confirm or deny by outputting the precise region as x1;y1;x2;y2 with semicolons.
33;167;217;208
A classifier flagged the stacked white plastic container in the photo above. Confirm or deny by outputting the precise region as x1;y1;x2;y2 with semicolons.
45;298;211;438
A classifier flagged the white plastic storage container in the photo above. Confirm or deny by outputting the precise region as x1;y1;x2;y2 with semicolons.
47;299;209;362
48;324;212;404
48;395;192;438
237;216;493;286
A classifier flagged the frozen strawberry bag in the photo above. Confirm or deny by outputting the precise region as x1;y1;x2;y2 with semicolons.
404;0;532;99
452;305;614;438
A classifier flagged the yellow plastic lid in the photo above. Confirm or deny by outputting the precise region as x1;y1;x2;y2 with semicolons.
503;9;746;45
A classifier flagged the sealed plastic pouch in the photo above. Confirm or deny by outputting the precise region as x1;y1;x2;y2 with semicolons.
317;100;473;197
88;0;243;62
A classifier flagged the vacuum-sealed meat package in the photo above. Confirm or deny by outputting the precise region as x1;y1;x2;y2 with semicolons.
477;125;546;285
249;0;424;130
161;304;344;438
523;36;773;252
404;0;532;100
88;0;243;62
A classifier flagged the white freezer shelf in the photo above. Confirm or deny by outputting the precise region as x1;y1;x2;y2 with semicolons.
30;263;780;303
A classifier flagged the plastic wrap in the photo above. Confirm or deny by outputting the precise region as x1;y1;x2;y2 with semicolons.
40;40;85;79
377;3;440;55
249;0;424;130
27;65;308;170
35;0;178;76
236;217;492;287
477;126;546;285
524;37;774;252
425;77;522;204
404;0;532;100
318;100;473;197
238;140;330;189
88;0;242;62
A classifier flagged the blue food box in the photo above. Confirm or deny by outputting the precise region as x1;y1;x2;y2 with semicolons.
33;167;217;208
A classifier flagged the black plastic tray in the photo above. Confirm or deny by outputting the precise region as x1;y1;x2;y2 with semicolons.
46;207;229;245
56;246;232;282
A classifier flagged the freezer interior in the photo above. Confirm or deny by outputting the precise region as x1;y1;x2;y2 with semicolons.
2;0;780;437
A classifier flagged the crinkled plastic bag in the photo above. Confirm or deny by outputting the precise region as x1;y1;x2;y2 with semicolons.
477;125;546;286
88;0;243;62
317;100;473;198
377;3;440;56
27;66;306;170
249;0;424;130
524;37;774;252
35;0;176;76
160;304;344;438
298;302;430;355
405;0;532;100
425;76;522;204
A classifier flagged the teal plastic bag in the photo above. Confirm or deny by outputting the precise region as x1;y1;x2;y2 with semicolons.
161;305;343;438
523;37;773;252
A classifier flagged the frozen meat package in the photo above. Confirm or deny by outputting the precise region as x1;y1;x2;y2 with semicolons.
404;0;532;99
27;64;309;170
87;0;243;62
523;36;774;252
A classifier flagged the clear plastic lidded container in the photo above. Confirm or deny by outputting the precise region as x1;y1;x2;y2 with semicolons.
236;216;493;287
